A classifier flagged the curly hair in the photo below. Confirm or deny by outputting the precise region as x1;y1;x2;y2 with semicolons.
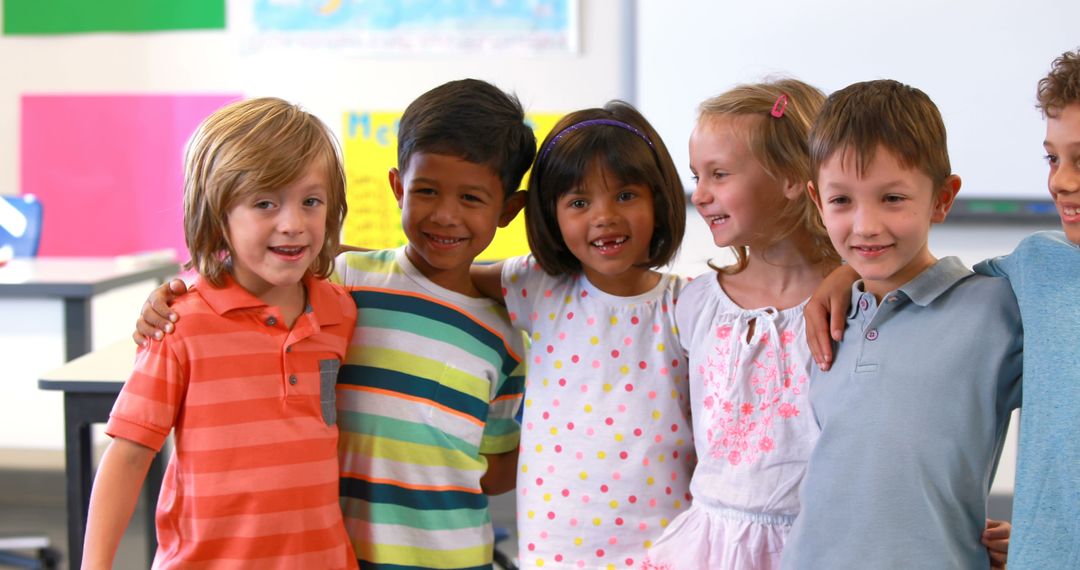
1037;48;1080;118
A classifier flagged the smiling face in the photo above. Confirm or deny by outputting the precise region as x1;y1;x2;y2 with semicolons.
811;145;959;300
226;159;328;307
689;115;793;249
391;152;519;294
554;160;657;295
1044;103;1080;245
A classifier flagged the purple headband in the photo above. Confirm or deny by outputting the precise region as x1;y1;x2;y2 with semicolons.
539;118;655;162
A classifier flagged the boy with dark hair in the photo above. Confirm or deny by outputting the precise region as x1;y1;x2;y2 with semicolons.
135;79;536;569
781;79;1023;569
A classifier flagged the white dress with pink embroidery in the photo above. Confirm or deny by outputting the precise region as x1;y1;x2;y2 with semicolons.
643;273;818;570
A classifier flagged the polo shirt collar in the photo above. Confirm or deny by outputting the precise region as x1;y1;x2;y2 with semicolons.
847;256;972;317
195;273;343;326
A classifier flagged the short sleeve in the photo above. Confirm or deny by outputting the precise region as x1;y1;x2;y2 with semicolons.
479;354;524;455
105;337;187;451
501;254;544;335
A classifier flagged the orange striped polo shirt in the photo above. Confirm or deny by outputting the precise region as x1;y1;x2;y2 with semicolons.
107;273;358;569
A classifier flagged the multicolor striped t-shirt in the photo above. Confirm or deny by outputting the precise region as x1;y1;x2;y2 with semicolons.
333;248;525;569
106;274;358;569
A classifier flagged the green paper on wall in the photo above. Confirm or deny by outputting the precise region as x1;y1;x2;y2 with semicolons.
3;0;225;35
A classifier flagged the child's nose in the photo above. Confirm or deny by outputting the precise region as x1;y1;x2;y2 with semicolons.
1050;162;1080;194
690;181;712;207
277;204;305;233
852;207;882;236
429;196;462;225
590;200;619;226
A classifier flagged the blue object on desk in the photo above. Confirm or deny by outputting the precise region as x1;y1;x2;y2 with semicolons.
0;194;43;257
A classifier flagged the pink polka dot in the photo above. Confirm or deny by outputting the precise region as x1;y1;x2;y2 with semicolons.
673;450;680;459
671;358;680;367
623;337;633;346
540;531;549;539
559;377;568;386
617;404;627;413
501;287;509;297
659;367;669;376
612;471;621;480
562;488;570;497
586;428;596;436
600;484;609;493
643;458;650;466
661;303;669;313
571;355;580;364
671;423;679;432
542;411;550;420
559;332;567;340
576;451;585;459
639;361;647;369
553;399;561;407
570;517;579;527
555;444;563;453
619;451;628;460
592;360;601;369
587;317;596;326
610;349;620;358
581;290;588;298
665;486;672;495
527;422;535;430
521;288;528;297
631;316;640;325
581;385;589;393
582;495;591;503
528;543;536;551
544;289;552;298
604;417;614;426
624;383;634;392
652;324;661;333
596;549;605;558
567;312;574;320
649;498;657;507
509;311;517;320
628;495;637;504
633;428;643;437
615;517;624;526
546;345;554;353
608;536;618;545
547;511;555;520
655;435;663;443
626;558;635;566
639;522;648;531
648;391;657;399
566;422;575;430
530;312;539;321
548;465;556;473
555;554;564;562
577;561;586;568
534;356;542;365
536;477;544;485
671;471;679;481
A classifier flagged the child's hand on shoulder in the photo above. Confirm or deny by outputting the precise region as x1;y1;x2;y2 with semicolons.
133;278;188;345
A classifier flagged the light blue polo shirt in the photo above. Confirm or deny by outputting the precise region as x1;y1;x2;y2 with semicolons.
975;231;1080;569
782;256;1023;570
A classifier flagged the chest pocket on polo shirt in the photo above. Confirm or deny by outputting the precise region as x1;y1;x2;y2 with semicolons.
319;359;340;426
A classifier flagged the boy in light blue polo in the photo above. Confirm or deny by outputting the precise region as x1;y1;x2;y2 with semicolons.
782;80;1023;569
972;49;1080;569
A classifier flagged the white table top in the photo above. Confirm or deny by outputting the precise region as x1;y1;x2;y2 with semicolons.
38;340;136;392
0;255;178;296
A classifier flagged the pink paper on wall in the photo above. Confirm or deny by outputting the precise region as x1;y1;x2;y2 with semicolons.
20;94;241;258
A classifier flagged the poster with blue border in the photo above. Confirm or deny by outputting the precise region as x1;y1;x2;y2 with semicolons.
249;0;577;53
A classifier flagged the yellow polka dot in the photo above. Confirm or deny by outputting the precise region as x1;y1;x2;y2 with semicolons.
580;471;589;480
525;399;533;408
674;500;683;509
610;316;619;325
614;433;624;442
592;518;602;526
661;518;670;528
597;451;606;459
644;540;653;549
528;510;535;519
607;564;616;570
659;454;666;463
590;336;599;345
676;438;685;446
574;537;583;546
554;360;563;369
550;427;558;435
510;275;519;283
543;493;552;502
652;410;661;420
646;476;655;485
533;332;541;341
657;343;665;352
548;312;556;320
542;378;550;387
537;560;544;567
521;464;529;473
535;444;543;452
564;295;573;304
671;389;679;399
603;383;612;392
584;404;593;413
609;500;619;508
619;365;629;375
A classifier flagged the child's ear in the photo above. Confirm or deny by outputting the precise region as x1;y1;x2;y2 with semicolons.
498;190;527;228
781;177;803;201
931;175;962;223
806;181;824;212
389;168;405;208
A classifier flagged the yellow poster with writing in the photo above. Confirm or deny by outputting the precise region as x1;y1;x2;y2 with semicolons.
342;110;563;261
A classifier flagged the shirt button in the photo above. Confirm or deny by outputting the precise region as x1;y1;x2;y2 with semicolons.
266;316;277;327
887;296;899;303
289;375;298;385
866;329;879;341
858;298;869;311
285;345;292;353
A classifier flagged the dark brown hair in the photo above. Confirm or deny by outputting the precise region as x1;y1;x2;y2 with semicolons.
1037;48;1080;118
525;101;685;276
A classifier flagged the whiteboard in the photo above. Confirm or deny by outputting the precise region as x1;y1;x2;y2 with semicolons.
635;0;1079;200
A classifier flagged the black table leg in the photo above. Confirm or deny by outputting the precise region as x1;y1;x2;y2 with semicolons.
62;297;92;361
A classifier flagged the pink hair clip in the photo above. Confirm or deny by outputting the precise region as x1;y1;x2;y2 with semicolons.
770;94;789;118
